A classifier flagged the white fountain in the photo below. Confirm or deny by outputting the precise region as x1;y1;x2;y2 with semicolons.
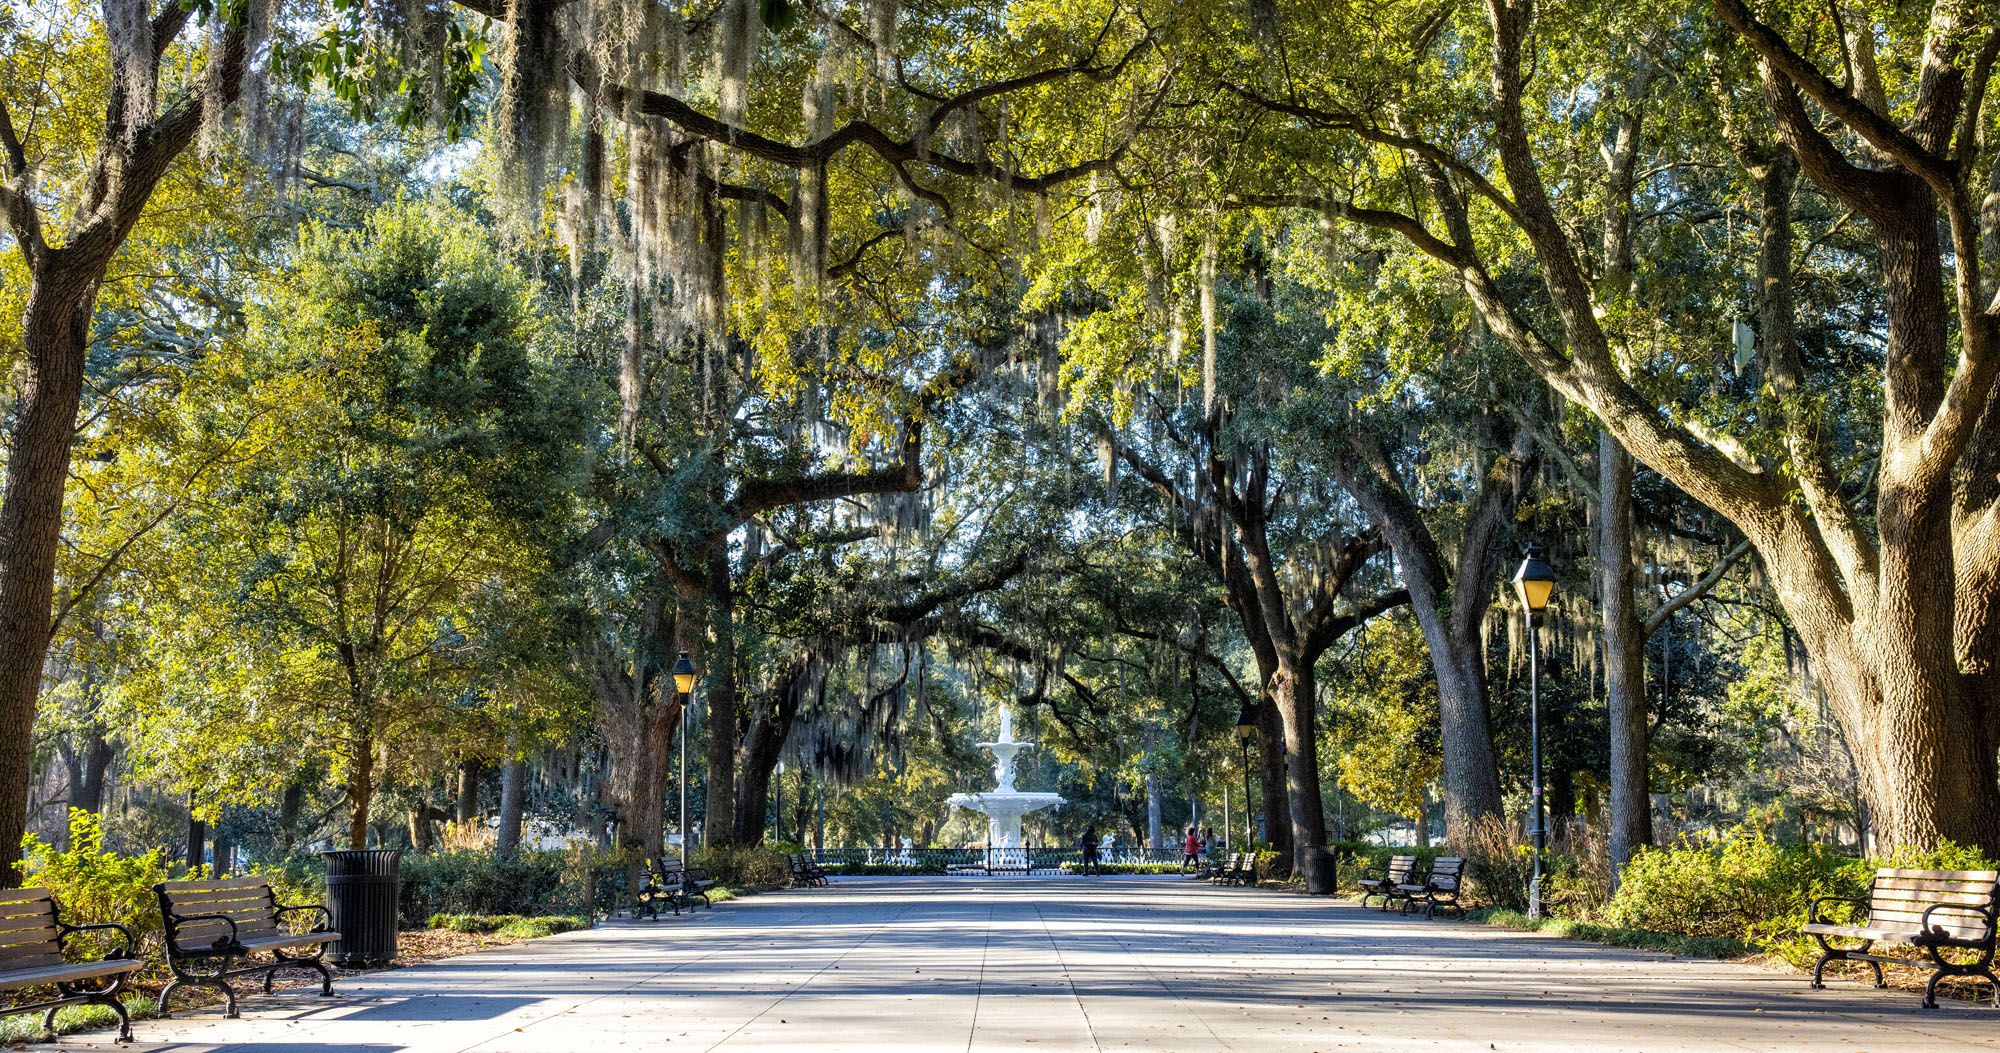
946;706;1063;870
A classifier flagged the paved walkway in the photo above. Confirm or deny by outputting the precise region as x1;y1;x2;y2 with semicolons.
62;876;2000;1052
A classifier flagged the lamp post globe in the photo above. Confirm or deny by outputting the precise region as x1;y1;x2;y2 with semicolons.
1511;544;1556;919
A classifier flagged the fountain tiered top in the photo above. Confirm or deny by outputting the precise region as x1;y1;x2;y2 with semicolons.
947;705;1063;853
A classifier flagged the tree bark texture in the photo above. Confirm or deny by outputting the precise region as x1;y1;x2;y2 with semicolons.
496;757;526;856
1598;432;1653;879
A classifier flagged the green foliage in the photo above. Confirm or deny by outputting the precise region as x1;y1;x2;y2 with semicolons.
424;912;588;937
692;845;792;889
0;992;154;1042
1473;909;1755;961
1601;827;1995;966
20;810;169;958
398;849;603;927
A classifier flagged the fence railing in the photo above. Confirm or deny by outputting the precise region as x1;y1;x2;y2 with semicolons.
798;846;1190;875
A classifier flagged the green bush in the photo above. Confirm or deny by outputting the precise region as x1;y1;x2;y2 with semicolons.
0;992;153;1041
424;912;588;937
692;845;790;888
399;849;613;926
20;810;170;961
1601;827;1997;966
493;915;587;938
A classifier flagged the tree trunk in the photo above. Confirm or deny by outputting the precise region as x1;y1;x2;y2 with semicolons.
408;807;435;853
496;757;526;856
60;729;114;814
185;798;205;870
346;729;375;850
279;781;303;850
1145;770;1163;851
1269;658;1328;881
1599;431;1652;882
1254;690;1291;861
213;830;233;876
702;555;739;847
0;287;95;885
455;760;481;823
732;665;805;845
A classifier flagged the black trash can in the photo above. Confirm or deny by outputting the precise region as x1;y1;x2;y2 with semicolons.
322;849;401;966
1303;846;1338;895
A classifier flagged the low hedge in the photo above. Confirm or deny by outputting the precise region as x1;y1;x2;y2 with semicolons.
424;912;589;937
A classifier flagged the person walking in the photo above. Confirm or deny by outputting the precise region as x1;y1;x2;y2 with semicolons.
1183;826;1201;871
1079;827;1100;875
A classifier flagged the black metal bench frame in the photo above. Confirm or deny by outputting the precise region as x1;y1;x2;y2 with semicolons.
637;859;717;918
1397;856;1465;919
155;877;339;1018
1209;852;1255;887
1805;867;2000;1008
788;854;828;888
1358;855;1417;911
0;888;141;1043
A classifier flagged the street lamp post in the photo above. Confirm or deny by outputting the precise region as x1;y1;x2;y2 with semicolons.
1512;543;1557;920
673;651;699;870
1234;703;1259;847
774;760;784;845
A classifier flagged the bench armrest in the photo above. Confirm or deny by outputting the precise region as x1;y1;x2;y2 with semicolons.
58;921;137;961
275;904;333;933
168;912;242;954
1920;901;1996;942
1807;896;1868;924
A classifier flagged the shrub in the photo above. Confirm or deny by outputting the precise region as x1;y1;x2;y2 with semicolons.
1604;828;1998;966
692;845;790;888
424;913;588;937
21;810;170;961
400;849;605;926
493;915;587;938
1603;827;1849;955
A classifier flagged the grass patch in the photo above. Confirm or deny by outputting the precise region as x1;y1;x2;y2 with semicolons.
1471;907;1755;960
426;912;589;937
491;915;587;938
0;991;154;1041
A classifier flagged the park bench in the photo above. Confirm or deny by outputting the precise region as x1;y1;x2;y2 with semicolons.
1358;855;1417;910
0;887;141;1043
1210;852;1256;887
788;854;829;887
154;876;337;1018
1396;856;1465;919
1804;867;2000;1008
638;859;717;918
1203;852;1240;885
1192;852;1232;880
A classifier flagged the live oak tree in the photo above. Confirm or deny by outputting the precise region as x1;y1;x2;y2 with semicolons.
1198;0;2000;851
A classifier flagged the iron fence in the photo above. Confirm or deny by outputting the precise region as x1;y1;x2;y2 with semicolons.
797;846;1192;875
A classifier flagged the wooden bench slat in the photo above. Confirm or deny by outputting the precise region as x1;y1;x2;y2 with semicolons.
0;889;56;908
1874;869;2000;882
0;933;61;955
168;893;274;911
158;876;274;892
0;901;55;924
1875;879;1998;895
0;916;57;940
0;957;139;989
0;950;64;971
1864;892;1992;908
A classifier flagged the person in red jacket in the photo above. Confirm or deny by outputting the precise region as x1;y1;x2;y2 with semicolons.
1183;826;1201;871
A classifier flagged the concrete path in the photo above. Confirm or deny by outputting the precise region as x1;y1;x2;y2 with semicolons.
61;876;2000;1052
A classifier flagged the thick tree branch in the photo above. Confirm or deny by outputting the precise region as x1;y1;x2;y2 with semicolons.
1714;0;1954;192
1643;539;1751;636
